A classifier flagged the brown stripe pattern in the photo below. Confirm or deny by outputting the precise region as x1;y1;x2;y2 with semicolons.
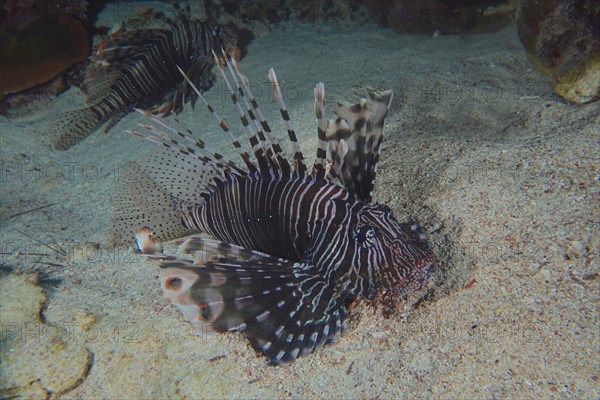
51;0;239;150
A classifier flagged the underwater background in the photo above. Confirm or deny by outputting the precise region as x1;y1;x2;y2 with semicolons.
1;0;598;398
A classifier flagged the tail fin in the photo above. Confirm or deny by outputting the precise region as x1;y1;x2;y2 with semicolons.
156;237;349;365
326;88;394;202
50;107;102;150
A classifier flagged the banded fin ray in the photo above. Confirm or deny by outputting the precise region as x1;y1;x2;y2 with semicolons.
326;88;394;202
153;237;347;365
177;65;257;174
200;53;295;175
268;69;307;176
211;50;271;171
222;55;277;170
110;103;249;248
312;82;328;180
326;138;349;181
230;57;291;173
109;57;304;247
130;107;241;174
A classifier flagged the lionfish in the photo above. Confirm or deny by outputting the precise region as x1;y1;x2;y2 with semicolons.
110;52;438;365
49;1;240;150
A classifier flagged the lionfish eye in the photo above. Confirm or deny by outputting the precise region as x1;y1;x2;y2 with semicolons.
355;226;377;247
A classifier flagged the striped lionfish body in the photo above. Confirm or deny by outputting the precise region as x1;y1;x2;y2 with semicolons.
50;1;239;150
110;53;438;365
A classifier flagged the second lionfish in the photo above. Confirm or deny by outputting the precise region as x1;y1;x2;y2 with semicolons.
110;53;438;365
50;1;240;150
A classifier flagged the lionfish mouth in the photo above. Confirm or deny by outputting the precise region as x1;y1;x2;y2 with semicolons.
422;258;439;285
419;259;440;290
392;253;439;296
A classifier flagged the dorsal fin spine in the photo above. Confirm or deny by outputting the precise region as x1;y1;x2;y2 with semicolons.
130;109;241;174
267;68;306;176
312;82;328;180
176;65;258;174
211;50;272;172
230;58;291;174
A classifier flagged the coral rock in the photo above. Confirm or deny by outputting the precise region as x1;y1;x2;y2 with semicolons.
0;274;92;397
382;0;516;34
0;15;89;97
516;0;600;103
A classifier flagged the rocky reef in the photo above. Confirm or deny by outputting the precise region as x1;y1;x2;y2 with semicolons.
205;0;515;33
516;0;599;103
0;273;92;399
0;0;89;113
373;0;516;34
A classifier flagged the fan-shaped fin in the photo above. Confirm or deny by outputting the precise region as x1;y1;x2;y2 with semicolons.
108;148;227;247
152;240;349;365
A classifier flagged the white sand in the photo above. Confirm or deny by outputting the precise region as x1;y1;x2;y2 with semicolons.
1;14;598;399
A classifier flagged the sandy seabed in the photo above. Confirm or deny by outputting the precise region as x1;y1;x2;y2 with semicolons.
1;5;598;399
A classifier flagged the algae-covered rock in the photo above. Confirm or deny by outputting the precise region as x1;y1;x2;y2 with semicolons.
516;0;600;103
0;14;89;97
0;274;92;398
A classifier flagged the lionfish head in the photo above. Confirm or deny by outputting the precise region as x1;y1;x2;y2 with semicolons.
354;204;438;297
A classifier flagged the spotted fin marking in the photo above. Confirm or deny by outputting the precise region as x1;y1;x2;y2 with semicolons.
108;145;231;247
153;241;348;365
52;108;103;150
325;88;394;202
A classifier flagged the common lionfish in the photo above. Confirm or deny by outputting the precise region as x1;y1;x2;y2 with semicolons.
110;53;438;365
49;1;240;150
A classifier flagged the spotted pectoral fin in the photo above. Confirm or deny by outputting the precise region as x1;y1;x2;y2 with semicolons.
50;107;102;150
326;88;394;202
108;144;231;248
155;249;349;365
